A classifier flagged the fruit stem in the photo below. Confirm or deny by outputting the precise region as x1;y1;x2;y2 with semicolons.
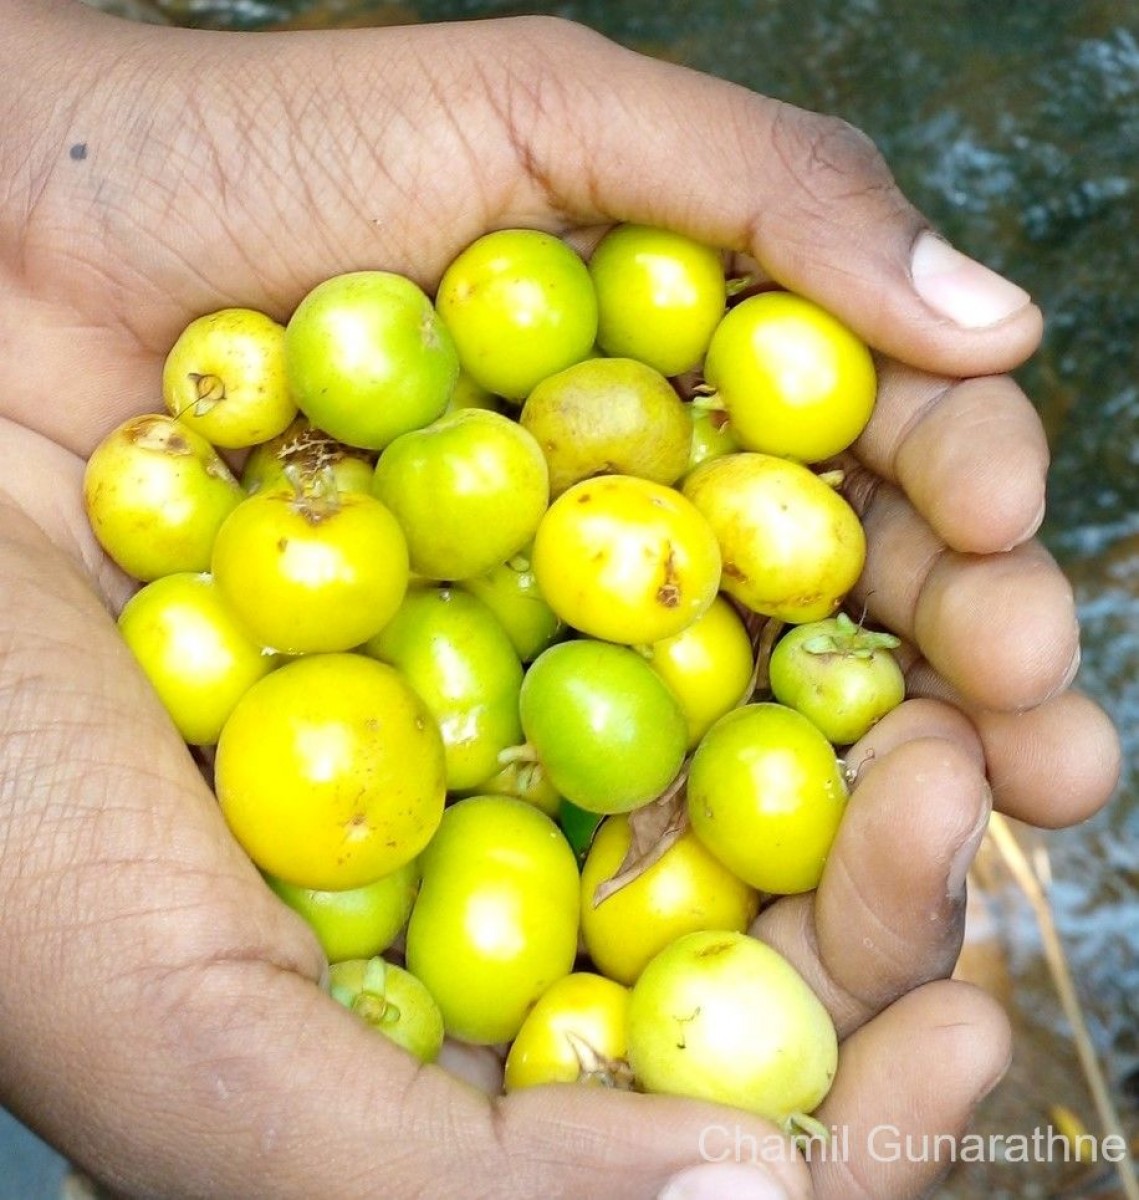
362;955;388;994
786;1111;832;1149
802;611;901;658
283;462;343;521
336;957;404;1029
688;390;723;413
497;742;538;766
815;469;845;490
189;371;226;413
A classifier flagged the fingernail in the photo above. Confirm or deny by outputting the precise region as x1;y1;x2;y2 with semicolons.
911;232;1031;329
657;1163;789;1200
947;783;994;897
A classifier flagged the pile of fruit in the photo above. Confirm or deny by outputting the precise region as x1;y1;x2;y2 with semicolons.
83;224;907;1134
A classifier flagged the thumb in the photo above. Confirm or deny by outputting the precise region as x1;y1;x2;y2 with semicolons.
493;1085;814;1200
519;20;1040;375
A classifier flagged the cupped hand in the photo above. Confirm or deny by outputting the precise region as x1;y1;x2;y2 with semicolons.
0;5;1120;1199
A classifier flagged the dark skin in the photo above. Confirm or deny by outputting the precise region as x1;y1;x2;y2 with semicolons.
0;3;1121;1197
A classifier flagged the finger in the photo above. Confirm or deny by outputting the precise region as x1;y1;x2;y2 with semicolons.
436;1039;506;1094
809;980;1011;1200
851;365;1050;555
0;418;131;607
906;666;1121;827
517;22;1043;374
847;480;1081;711
753;701;989;1035
496;1087;812;1200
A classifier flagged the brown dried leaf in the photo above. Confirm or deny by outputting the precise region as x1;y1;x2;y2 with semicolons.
726;604;780;701
592;767;689;907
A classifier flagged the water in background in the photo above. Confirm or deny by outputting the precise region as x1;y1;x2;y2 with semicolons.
20;1;1139;1196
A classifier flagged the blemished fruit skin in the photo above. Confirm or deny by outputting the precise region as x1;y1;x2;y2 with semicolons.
627;930;838;1128
82;230;899;1125
682;452;865;624
84;414;244;581
210;487;409;655
520;356;692;496
163;307;296;450
241;417;376;498
532;474;722;646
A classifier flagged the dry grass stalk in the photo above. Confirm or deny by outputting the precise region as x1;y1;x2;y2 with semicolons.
986;812;1138;1200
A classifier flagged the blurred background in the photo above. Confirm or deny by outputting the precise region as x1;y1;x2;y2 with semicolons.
5;0;1137;1196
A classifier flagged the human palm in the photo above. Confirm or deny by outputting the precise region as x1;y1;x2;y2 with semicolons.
0;6;1119;1198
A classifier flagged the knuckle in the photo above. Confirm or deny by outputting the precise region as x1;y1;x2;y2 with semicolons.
769;104;902;210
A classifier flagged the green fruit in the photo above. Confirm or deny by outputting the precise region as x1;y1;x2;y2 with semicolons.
363;586;524;793
406;795;579;1044
328;957;444;1063
285;271;458;451
519;640;687;814
457;549;565;663
372;408;549;581
241;417;375;497
265;859;420;964
769;613;905;745
684;404;741;476
436;228;598;402
589;224;726;377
